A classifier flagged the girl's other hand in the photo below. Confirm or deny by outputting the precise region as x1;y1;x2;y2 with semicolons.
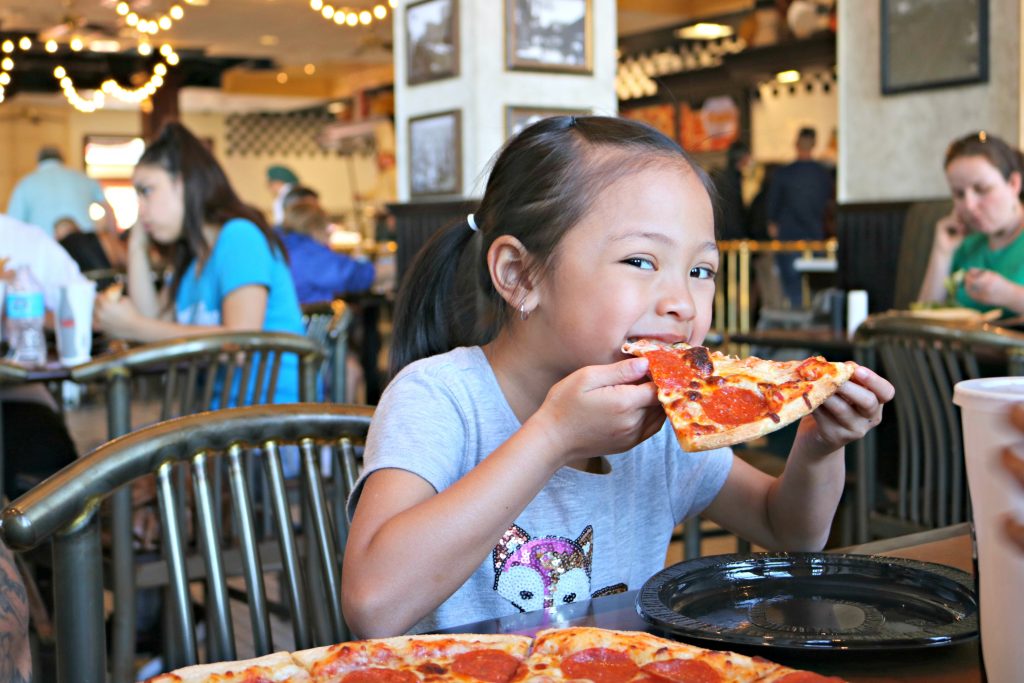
94;293;142;339
534;357;665;465
792;365;894;460
933;211;967;254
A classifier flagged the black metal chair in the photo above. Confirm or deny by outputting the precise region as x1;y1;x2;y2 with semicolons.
68;331;322;682
852;314;1024;542
302;300;355;404
1;402;371;683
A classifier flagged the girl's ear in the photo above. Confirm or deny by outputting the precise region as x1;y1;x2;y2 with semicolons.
487;235;536;311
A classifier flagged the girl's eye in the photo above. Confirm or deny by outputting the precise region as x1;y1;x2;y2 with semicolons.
690;266;715;280
623;257;655;271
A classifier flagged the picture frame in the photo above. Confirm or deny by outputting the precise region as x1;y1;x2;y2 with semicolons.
506;0;592;74
408;110;462;197
406;0;459;86
504;106;591;138
881;0;988;95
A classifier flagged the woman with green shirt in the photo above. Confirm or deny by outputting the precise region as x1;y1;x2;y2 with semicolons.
919;131;1024;314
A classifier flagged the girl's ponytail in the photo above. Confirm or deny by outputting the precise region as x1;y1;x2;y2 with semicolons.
389;217;481;377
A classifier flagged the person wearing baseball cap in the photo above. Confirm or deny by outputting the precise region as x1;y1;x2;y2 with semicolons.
267;164;299;225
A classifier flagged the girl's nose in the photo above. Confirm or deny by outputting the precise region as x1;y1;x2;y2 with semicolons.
655;283;696;320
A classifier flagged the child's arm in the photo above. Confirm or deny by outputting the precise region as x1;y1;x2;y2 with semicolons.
704;365;894;550
342;357;664;638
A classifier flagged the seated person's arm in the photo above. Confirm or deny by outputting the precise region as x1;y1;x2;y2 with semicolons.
918;212;966;303
0;541;30;683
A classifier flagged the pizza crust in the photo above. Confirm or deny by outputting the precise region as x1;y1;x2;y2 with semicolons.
145;651;309;682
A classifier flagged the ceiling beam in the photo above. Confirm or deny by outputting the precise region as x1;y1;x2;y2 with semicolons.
617;0;754;22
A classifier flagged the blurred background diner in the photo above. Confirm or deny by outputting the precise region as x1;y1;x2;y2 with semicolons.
1;0;1023;680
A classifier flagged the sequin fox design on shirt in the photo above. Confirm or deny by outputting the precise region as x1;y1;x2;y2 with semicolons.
491;524;626;612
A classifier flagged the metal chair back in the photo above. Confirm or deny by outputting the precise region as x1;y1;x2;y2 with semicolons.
2;402;370;683
69;331;322;682
853;314;1024;542
302;300;354;404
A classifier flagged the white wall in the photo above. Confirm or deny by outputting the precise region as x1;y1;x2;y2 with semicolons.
839;0;1022;203
750;72;837;164
393;0;619;201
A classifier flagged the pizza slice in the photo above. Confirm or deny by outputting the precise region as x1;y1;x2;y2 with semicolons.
622;340;855;452
144;651;311;682
291;632;532;683
515;627;844;683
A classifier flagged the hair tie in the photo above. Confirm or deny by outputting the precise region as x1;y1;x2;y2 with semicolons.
467;213;479;232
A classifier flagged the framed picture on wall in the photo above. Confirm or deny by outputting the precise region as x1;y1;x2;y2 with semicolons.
881;0;988;94
409;110;462;197
406;0;459;85
506;0;591;73
505;106;591;138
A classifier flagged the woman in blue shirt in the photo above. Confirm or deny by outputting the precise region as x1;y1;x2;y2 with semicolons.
94;122;305;403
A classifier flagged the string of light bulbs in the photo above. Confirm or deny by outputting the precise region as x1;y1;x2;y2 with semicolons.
0;36;33;103
116;2;189;38
309;0;395;27
52;44;180;113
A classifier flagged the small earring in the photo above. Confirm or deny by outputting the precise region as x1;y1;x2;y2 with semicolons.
520;302;530;321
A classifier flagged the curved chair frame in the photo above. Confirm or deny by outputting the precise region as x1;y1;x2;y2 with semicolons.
70;331;322;682
302;300;355;404
853;314;1024;542
2;402;371;683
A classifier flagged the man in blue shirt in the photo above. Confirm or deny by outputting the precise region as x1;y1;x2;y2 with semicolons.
6;147;114;237
767;127;834;308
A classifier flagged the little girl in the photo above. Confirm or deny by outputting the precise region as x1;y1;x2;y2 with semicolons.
342;116;893;637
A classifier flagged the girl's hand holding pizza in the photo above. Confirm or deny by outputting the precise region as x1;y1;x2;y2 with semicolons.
532;357;665;465
793;365;894;460
94;292;143;339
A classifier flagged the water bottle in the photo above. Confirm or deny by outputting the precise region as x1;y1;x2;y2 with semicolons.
5;265;47;364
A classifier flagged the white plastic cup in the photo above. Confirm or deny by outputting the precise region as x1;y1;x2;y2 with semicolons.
846;289;868;335
953;377;1024;683
55;281;97;366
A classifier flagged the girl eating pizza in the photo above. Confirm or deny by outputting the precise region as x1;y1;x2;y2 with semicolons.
342;116;894;637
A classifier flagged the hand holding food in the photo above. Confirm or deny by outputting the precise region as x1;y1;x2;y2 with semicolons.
93;286;140;338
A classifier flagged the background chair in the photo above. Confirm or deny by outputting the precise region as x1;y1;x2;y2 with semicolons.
70;331;322;682
2;402;371;683
302;300;355;403
852;314;1024;543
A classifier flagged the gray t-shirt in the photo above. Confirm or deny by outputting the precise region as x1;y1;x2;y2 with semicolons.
348;346;733;633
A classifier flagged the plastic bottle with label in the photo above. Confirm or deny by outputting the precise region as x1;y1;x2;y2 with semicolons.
5;265;47;364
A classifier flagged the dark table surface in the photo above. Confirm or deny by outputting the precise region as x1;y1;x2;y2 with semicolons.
440;526;980;683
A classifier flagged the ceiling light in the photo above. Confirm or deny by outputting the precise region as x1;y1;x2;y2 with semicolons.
346;12;358;26
126;12;139;26
160;43;174;56
116;2;130;15
18;37;31;51
138;41;153;55
675;23;734;40
1;41;13;53
373;4;387;19
45;40;58;53
334;12;345;24
0;73;10;86
70;37;84;51
276;72;288;84
359;10;372;24
259;34;279;46
321;5;335;19
54;66;66;78
184;0;209;5
158;16;172;30
154;63;167;76
170;5;185;19
388;0;395;7
776;69;801;83
166;53;180;65
90;40;122;53
304;63;316;75
1;57;12;71
310;0;323;9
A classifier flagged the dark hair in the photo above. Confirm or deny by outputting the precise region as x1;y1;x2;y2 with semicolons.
38;146;63;163
137;122;286;306
798;127;816;141
284;185;320;209
390;115;714;377
945;131;1024;199
727;140;750;169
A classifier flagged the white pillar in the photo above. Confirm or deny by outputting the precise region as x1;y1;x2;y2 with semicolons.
393;0;618;201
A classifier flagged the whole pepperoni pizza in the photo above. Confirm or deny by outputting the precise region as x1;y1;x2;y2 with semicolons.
622;340;855;452
146;627;844;682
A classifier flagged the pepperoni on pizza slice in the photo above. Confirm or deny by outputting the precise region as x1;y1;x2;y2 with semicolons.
291;633;532;683
622;340;855;452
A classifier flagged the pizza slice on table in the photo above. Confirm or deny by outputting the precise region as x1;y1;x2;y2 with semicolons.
622;340;855;452
145;650;311;682
290;633;532;683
